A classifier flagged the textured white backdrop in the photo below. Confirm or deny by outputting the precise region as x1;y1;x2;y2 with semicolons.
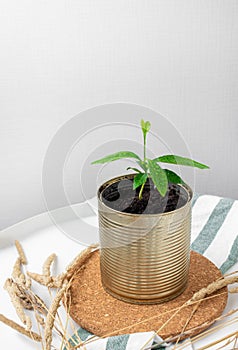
0;0;238;229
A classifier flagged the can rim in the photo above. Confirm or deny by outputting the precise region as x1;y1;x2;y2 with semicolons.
97;173;193;217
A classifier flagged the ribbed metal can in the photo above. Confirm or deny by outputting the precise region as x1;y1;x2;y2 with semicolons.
98;174;192;304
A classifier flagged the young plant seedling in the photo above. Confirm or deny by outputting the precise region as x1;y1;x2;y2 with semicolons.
92;120;209;199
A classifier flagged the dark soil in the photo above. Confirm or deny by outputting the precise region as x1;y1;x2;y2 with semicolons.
101;177;188;214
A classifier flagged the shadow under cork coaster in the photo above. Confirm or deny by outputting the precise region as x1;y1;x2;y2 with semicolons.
67;250;228;341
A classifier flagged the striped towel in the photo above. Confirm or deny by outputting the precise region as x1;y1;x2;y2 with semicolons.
69;194;238;350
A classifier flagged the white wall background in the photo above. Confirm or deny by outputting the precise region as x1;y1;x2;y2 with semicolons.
0;0;238;230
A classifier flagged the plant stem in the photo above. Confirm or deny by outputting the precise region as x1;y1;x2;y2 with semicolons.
143;134;146;162
140;125;148;200
139;182;145;200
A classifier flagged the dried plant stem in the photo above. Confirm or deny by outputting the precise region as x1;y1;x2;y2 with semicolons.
27;271;50;286
216;336;236;350
26;288;48;315
173;301;202;349
44;281;70;350
198;330;238;350
63;244;99;282
178;316;238;350
146;309;238;350
230;286;238;293
32;287;64;339
140;301;188;350
34;309;45;350
27;253;56;287
188;276;238;304
223;270;238;278
2;243;98;349
0;313;41;342
4;278;32;330
67;292;86;349
69;319;86;350
43;254;56;277
12;257;26;285
48;286;72;347
15;240;27;265
60;295;74;350
233;334;238;349
28;245;98;289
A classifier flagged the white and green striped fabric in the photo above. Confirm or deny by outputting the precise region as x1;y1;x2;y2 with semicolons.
70;194;238;350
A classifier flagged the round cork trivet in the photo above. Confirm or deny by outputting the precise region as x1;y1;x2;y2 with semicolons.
68;251;228;340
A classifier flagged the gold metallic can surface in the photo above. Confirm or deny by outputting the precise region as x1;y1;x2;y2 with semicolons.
98;174;192;304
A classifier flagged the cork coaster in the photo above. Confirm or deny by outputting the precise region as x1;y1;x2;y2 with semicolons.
68;251;228;340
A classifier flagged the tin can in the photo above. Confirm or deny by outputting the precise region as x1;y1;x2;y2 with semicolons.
98;174;192;304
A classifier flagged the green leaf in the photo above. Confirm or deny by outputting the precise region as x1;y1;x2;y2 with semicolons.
147;159;168;197
126;167;142;173
91;151;141;164
164;169;185;185
136;160;147;172
141;119;151;134
133;173;148;190
154;155;209;169
141;119;151;142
